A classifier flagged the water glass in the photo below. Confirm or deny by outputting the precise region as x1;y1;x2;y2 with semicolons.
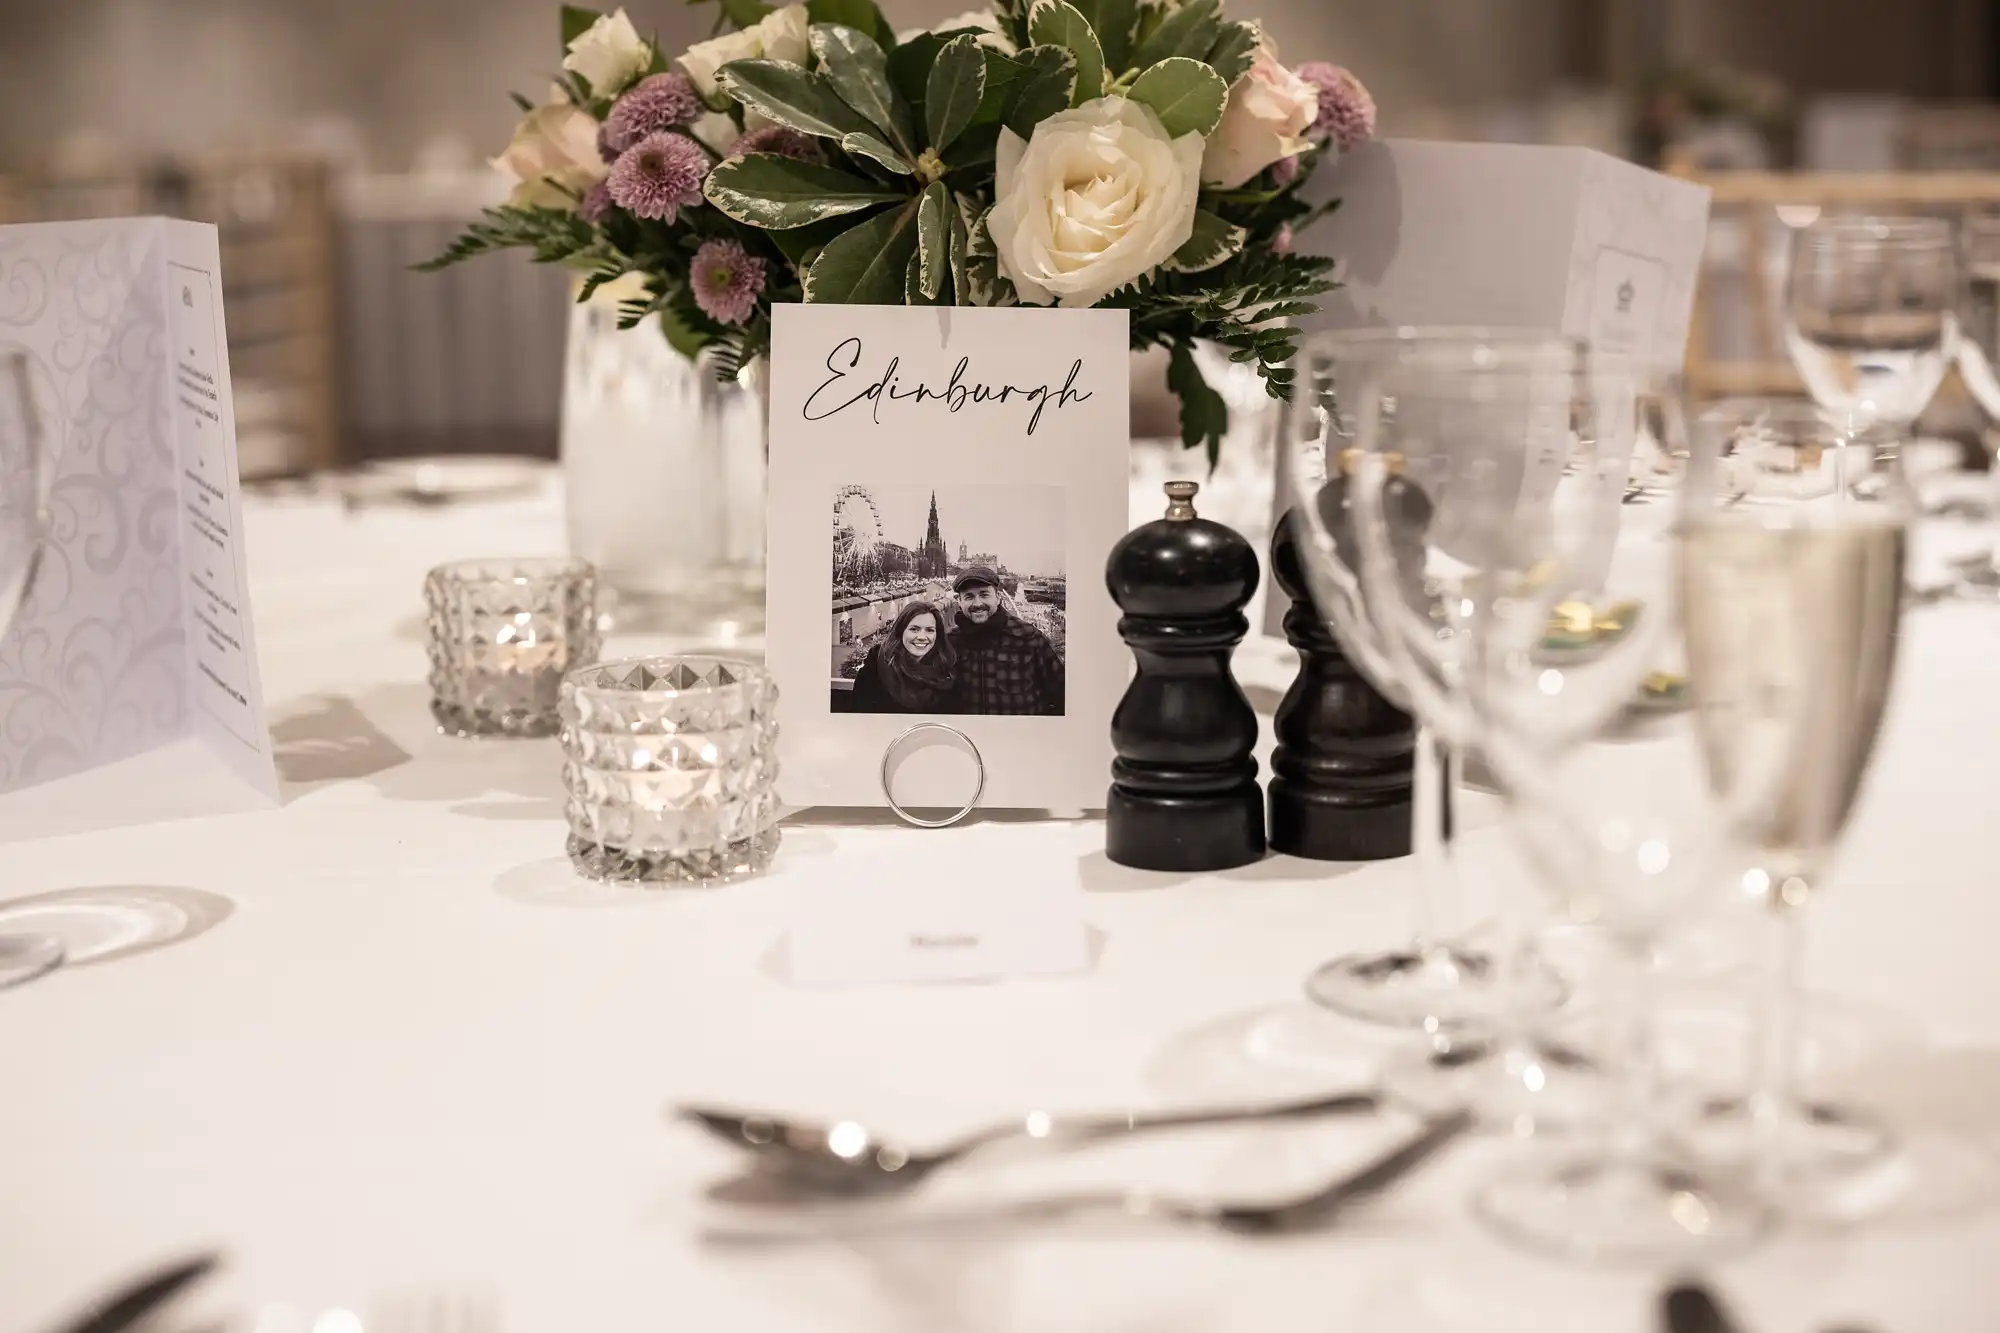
559;656;781;884
424;557;600;737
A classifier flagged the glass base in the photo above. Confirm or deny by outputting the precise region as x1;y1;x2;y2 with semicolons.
1304;945;1566;1032
567;827;780;885
0;932;64;989
1951;554;2000;600
1684;1095;1894;1183
431;700;560;739
1474;1150;1771;1266
1382;1035;1602;1136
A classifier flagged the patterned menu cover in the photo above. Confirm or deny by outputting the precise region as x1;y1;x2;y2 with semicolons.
0;217;277;799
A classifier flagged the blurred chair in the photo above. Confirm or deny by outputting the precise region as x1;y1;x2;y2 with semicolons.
5;152;341;477
335;172;569;465
1672;169;2000;407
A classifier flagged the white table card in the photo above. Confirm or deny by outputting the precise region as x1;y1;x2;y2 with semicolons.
765;304;1129;813
0;218;277;799
784;828;1091;986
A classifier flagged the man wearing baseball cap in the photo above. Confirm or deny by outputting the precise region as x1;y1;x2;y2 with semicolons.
946;565;1064;715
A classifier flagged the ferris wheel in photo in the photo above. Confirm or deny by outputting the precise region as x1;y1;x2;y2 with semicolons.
832;485;883;553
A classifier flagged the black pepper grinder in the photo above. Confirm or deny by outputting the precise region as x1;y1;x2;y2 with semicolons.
1105;480;1265;872
1268;496;1415;861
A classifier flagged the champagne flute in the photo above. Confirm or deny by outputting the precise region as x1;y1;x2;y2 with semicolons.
1678;400;1912;1186
1951;213;2000;596
0;351;63;989
1785;216;1957;475
1275;332;1565;1034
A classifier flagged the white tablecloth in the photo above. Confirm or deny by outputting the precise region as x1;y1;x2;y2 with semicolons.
2;480;1998;1333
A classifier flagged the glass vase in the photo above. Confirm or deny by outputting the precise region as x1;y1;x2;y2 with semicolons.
560;288;766;639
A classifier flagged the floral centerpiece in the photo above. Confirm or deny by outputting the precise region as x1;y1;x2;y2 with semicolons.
425;0;1373;460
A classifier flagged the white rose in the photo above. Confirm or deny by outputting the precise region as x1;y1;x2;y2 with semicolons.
989;96;1203;309
491;87;608;210
563;9;651;98
688;110;741;156
678;3;811;101
1201;35;1317;189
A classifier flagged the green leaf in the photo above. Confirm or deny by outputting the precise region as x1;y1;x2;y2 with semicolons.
839;131;914;174
1206;21;1259;86
807;0;887;42
945;121;1001;171
561;6;604;47
812;23;914;149
1167;338;1230;465
973;46;1030;124
709;0;777;27
704;154;907;228
1003;45;1077;138
805;199;923;302
717;59;876;141
660;302;715;359
904;250;928;304
769;211;871;267
1027;1;1104;107
1132;0;1221;70
925;35;987;154
918;181;950;300
1069;0;1137;74
948;194;972;305
887;32;948;117
1128;56;1227;137
1164;208;1245;272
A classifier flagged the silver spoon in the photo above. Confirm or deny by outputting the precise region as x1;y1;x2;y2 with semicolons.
677;1087;1382;1192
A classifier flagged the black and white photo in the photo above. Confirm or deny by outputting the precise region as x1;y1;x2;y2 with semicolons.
829;482;1067;716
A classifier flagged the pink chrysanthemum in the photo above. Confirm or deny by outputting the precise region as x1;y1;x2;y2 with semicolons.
1269;154;1302;188
603;73;705;156
730;125;821;164
579;179;615;224
690;238;768;327
1272;222;1295;256
1297;62;1376;151
607;132;709;223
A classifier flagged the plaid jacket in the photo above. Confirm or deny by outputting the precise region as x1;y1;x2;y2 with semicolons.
949;611;1064;716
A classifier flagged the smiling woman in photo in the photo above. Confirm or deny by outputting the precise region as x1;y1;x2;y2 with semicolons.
850;602;958;713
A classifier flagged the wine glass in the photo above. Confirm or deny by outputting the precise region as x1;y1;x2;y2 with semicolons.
1409;362;1777;1263
0;351;62;989
1785;216;1957;471
1951;213;2000;596
1676;399;1913;1188
1275;330;1564;1035
1310;328;1616;1131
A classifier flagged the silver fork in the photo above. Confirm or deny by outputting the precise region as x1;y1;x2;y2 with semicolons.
705;1111;1471;1243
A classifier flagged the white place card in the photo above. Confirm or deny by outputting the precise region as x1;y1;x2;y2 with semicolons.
765;304;1130;812
784;830;1091;986
0;218;277;800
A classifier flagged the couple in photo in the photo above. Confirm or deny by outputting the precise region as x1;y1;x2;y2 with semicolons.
850;566;1063;716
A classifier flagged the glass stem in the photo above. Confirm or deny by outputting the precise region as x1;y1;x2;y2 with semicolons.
1410;727;1457;965
1749;898;1804;1137
1606;934;1660;1166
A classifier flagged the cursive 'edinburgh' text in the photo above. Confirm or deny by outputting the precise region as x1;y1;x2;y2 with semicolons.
803;337;1093;436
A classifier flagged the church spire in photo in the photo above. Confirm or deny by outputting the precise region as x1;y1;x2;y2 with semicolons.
918;490;949;579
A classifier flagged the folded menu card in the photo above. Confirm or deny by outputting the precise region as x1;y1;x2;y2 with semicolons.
0;218;277;799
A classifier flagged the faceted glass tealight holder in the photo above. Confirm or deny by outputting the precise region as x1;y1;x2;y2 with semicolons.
560;656;781;884
425;557;601;738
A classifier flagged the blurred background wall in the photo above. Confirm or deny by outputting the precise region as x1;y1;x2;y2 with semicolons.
1;0;1994;466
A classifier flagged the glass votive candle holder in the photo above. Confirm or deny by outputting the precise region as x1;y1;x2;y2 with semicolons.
425;556;601;738
559;656;781;884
